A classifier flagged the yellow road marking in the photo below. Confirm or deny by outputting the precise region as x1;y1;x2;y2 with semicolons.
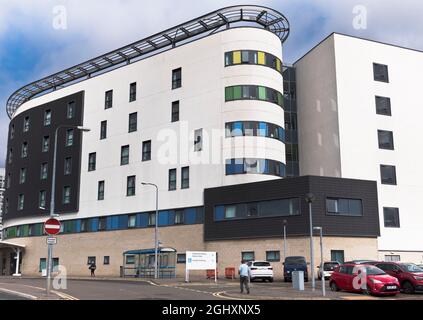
0;287;37;300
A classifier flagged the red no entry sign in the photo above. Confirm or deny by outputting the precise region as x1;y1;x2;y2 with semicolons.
44;218;61;235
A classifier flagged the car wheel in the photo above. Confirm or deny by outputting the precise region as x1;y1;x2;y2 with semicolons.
402;281;415;294
330;281;339;292
284;277;288;282
269;278;274;283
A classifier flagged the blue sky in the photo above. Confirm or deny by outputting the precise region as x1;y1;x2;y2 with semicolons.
1;0;423;167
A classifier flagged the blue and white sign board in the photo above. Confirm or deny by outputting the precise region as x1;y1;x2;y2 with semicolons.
185;251;217;283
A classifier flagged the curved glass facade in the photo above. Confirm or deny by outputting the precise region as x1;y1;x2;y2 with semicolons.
225;50;282;74
225;85;284;108
225;121;285;143
226;158;286;177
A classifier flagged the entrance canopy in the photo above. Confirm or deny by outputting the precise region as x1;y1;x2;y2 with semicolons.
0;241;26;250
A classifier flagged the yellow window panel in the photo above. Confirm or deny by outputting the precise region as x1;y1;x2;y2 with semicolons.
276;59;281;72
258;52;265;65
233;51;241;64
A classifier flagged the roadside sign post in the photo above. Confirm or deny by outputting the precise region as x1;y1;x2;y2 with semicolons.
185;251;217;283
44;218;61;295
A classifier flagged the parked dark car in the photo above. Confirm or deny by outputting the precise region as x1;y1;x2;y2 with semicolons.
283;256;308;282
371;262;423;294
329;264;400;296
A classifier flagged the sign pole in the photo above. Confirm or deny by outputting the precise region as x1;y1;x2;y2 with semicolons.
44;218;61;295
46;243;53;295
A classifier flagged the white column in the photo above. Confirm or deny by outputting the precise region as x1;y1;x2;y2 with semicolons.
13;248;22;277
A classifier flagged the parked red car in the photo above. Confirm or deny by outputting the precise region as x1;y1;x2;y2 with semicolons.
329;264;400;296
372;262;423;294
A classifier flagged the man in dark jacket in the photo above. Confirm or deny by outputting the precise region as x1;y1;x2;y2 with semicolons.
89;262;96;277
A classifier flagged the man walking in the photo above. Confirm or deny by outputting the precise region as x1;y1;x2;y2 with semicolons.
89;262;96;277
239;260;251;294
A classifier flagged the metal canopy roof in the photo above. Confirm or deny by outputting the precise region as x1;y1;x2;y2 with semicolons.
6;5;290;119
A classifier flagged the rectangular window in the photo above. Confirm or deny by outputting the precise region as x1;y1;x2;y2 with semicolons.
87;257;96;265
64;157;72;175
100;121;107;140
233;51;241;64
258;51;265;65
378;130;394;150
10;125;14;139
242;251;255;262
127;176;136;196
104;256;110;265
66;129;74;147
177;254;186;264
128;214;137;228
172;101;179;122
40;163;48;180
225;205;236;219
88;153;96;171
23;116;30;132
326;198;363;216
129;82;137;102
225;52;233;66
105;90;113;109
42;136;50;152
67;101;76;119
98;217;107;231
148;213;156;226
331;250;345;264
142;141;151;161
39;190;47;209
80;219;89;233
375;96;392;116
126;255;135;265
380;165;397;185
63;186;71;204
373;63;389;82
44;110;51;126
384;207;400;228
121;145;130;165
181;167;189;189
39;258;47;272
174;210;184;225
128;112;137;133
385;255;401;262
98;181;105;201
194;129;202;152
266;251;280;262
18;194;25;211
19;168;27;184
169;169;177;191
21;142;28;158
172;68;182;89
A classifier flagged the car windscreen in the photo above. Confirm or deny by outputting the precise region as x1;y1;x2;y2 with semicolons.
364;266;386;275
400;263;423;273
285;257;306;265
253;262;271;267
323;263;339;271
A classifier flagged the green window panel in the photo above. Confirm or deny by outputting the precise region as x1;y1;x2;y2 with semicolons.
225;87;234;101
258;86;267;100
21;225;29;237
277;92;283;106
233;86;242;100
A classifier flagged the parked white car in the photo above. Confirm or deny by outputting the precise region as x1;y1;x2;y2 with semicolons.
247;261;274;282
318;261;340;280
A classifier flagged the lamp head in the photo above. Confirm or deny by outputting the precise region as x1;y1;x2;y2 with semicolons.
305;193;315;203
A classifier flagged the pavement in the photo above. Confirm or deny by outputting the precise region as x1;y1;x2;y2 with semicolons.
0;276;422;300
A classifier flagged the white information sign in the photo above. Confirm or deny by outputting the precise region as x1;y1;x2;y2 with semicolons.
185;251;217;283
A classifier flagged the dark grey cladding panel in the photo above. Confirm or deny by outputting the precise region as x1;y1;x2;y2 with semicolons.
3;91;85;221
204;176;380;241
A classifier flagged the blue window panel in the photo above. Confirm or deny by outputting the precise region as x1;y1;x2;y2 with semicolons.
234;159;245;174
258;122;267;137
185;208;196;224
137;213;148;228
280;163;286;177
279;127;285;143
75;220;81;233
226;159;235;175
168;210;175;225
106;217;112;230
118;215;128;229
232;122;244;136
109;216;119;230
258;159;267;174
159;211;169;226
215;206;225;221
90;218;99;232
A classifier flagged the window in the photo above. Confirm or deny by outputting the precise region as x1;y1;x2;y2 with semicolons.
331;250;345;264
98;217;107;231
385;255;401;262
39;258;47;272
172;68;182;89
226;158;285;177
373;63;389;82
128;214;137;228
88;153;96;171
105;90;113;109
384;207;400;228
225;206;236;219
19;168;27;184
66;129;74;146
194;129;202;152
242;252;255;262
42;136;50;152
104;256;110;265
98;181;105;201
225;50;282;73
100;121;107;140
175;210;184;225
44;110;51;126
63;186;71;204
266;251;280;262
18;194;24;211
64;157;72;175
39;191;47;209
126;255;135;265
127;176;136;196
67;101;76;119
80;219;89;233
378;130;394;150
380;165;397;185
375;96;391;116
121;146;130;165
169;169;177;191
21;142;28;158
6;174;11;189
181;167;189;189
172;101;179;122
142;141;151;161
8;149;13;164
10;124;15;139
225;85;283;108
23;116;30;132
40;163;48;180
128;112;137;133
326;198;363;216
87;256;96;265
129;82;137;102
148;212;156;226
177;254;186;264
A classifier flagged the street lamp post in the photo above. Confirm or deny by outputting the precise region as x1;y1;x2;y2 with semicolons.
314;226;325;297
283;219;287;263
46;125;90;295
141;182;159;279
305;193;316;291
